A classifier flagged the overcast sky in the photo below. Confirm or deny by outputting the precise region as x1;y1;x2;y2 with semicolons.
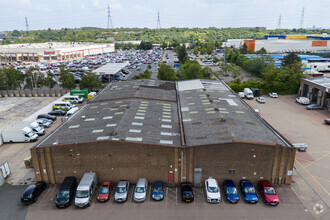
0;0;329;31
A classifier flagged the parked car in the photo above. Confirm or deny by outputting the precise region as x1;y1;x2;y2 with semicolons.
325;118;330;125
181;182;194;202
97;181;112;202
21;182;47;204
48;110;66;116
114;180;129;203
257;180;279;206
133;178;148;202
205;177;221;203
37;114;57;121
223;180;239;204
151;181;164;201
35;119;52;128
74;172;98;208
306;104;323;110
256;97;266;103
55;176;77;208
239;180;258;204
268;92;278;98
296;97;310;105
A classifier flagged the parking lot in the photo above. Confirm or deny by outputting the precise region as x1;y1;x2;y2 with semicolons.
19;183;313;220
246;95;330;220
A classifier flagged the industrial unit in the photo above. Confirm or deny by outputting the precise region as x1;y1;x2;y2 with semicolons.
0;42;115;62
31;79;296;186
298;77;330;109
223;35;330;53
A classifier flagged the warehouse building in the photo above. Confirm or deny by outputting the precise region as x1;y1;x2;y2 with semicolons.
223;38;330;53
0;42;115;62
298;77;330;109
31;79;296;186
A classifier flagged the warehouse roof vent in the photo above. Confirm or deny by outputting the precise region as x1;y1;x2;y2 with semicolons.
110;130;117;136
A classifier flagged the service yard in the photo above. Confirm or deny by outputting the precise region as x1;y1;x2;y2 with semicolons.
246;95;330;220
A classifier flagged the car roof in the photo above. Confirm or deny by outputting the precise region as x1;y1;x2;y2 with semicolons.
224;180;235;186
241;180;253;187
117;181;128;187
154;181;164;187
206;178;218;187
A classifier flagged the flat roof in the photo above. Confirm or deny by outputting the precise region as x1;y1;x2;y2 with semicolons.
0;42;107;49
178;79;286;146
304;77;330;88
94;63;128;76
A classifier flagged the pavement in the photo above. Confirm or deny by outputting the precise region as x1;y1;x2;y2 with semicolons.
245;95;330;220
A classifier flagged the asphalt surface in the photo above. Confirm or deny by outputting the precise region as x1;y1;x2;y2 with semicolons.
0;183;29;220
246;95;330;220
20;184;313;220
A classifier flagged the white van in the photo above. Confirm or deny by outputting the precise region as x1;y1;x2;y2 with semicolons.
75;172;98;208
53;102;75;111
66;107;79;117
133;178;148;202
244;88;254;100
62;96;83;104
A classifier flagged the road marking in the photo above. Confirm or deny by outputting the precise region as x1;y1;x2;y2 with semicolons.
295;159;330;195
303;152;330;169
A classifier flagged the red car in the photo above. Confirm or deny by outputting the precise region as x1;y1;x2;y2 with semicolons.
258;180;279;206
97;181;113;202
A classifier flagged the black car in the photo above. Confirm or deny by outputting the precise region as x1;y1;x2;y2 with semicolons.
21;182;47;204
37;114;57;121
181;182;194;202
325;118;330;125
48;110;66;116
55;176;77;208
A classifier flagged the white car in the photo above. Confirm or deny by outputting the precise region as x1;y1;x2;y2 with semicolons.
205;177;221;203
269;92;278;98
256;97;266;103
296;97;310;105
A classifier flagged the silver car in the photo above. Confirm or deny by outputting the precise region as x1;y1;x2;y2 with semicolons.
114;180;129;203
133;178;148;202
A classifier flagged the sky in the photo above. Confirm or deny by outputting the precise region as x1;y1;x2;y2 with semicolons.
0;0;329;31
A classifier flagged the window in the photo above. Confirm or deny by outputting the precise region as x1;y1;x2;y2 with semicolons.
136;187;145;193
229;169;235;174
76;190;89;198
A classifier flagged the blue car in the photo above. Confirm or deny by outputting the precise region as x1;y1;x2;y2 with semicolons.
222;180;239;203
151;181;164;201
239;180;258;204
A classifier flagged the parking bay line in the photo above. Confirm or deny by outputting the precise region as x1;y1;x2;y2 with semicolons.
303;152;330;169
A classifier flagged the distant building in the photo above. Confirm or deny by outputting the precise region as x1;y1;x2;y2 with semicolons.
299;77;330;109
0;42;115;62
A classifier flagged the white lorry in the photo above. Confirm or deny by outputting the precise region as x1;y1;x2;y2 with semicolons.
12;122;45;136
1;127;39;143
244;88;254;100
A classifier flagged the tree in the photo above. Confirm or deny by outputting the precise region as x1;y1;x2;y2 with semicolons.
138;41;153;50
133;69;152;79
193;47;199;55
44;71;57;89
59;66;75;89
2;67;24;89
79;71;102;91
245;57;267;77
239;44;248;54
158;64;177;81
24;68;45;89
256;47;267;54
176;44;188;64
282;52;301;67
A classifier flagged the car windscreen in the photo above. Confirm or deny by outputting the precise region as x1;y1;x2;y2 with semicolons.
183;191;192;197
57;190;70;198
99;188;109;194
207;186;219;193
153;186;163;193
244;187;256;194
264;188;276;195
116;187;126;193
23;186;35;197
76;190;89;198
135;187;145;193
226;187;237;195
27;131;35;137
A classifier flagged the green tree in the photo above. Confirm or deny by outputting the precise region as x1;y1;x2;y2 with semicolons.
176;44;188;64
2;67;24;89
239;44;248;54
193;47;199;55
79;71;102;91
256;47;267;54
282;52;301;67
245;57;267;77
138;41;153;50
133;69;152;79
24;68;46;89
44;71;57;89
158;64;177;81
59;66;75;89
